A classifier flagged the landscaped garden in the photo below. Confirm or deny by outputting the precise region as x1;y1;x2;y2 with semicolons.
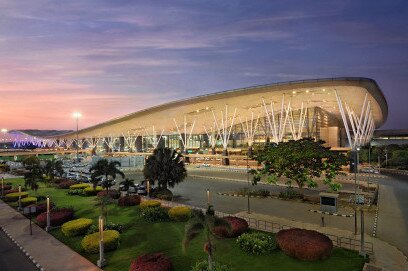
2;176;366;271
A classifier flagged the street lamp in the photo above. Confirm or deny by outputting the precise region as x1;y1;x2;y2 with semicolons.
72;112;82;162
1;129;7;149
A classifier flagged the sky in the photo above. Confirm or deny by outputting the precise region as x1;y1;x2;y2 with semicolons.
0;0;407;130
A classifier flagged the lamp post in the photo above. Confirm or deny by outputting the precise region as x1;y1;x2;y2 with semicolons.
207;188;210;206
353;147;361;235
246;152;251;214
18;185;22;211
72;112;82;162
97;215;106;268
1;177;4;198
1;128;7;149
46;195;51;232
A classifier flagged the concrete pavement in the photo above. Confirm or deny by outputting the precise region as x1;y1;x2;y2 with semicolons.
0;201;101;271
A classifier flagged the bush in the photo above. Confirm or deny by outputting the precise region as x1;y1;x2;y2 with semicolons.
62;218;93;237
129;253;172;271
276;228;333;260
214;216;248;238
0;184;12;191
140;200;161;209
279;188;303;200
36;208;74;228
87;222;125;234
5;192;28;202
151;188;173;201
69;183;90;190
3;189;19;195
67;189;83;196
168;206;192;222
81;230;120;254
97;189;121;199
141;206;169;222
52;178;68;184
252;189;271;198
31;202;55;215
191;260;234;271
118;195;141;206
58;180;77;189
83;186;103;196
35;195;47;202
21;197;37;207
237;232;277;255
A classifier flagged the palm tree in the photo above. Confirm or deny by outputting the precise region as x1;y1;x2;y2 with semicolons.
183;206;230;271
119;178;134;191
44;160;64;185
144;147;187;189
89;159;125;191
24;164;43;194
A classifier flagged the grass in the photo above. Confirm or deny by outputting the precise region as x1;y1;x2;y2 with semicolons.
4;178;365;271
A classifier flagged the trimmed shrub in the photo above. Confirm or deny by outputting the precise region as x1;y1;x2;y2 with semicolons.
276;228;333;261
151;188;173;201
168;206;192;222
191;260;234;271
97;189;121;199
3;189;19;195
83;186;103;196
21;197;37;207
237;232;277;255
87;222;125;234
81;230;120;253
69;183;90;190
140;200;161;209
52;178;68;184
36;208;74;228
5;192;28;202
141;206;169;222
35;195;47;202
31;202;55;215
58;180;76;189
67;189;83;196
214;216;249;238
62;218;93;237
129;253;172;271
118;195;141;206
0;184;12;191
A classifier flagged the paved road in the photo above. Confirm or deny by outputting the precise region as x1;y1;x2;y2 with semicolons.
376;172;408;256
0;230;38;271
124;169;375;236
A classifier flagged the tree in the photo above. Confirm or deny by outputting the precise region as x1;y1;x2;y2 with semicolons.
24;164;43;194
143;147;187;189
89;158;125;191
251;138;347;194
119;178;134;191
183;205;230;271
44;160;64;184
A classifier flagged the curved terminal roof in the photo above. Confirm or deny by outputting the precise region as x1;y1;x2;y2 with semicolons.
55;77;388;140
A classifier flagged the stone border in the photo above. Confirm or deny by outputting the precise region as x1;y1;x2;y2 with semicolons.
372;184;380;237
308;209;354;218
0;226;45;271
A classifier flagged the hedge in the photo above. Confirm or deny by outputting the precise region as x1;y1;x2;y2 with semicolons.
0;184;12;191
21;197;37;207
213;216;249;238
3;189;19;195
5;192;28;202
69;183;90;190
62;218;93;237
168;206;191;222
118;195;141;207
129;253;172;271
81;230;120;254
276;228;333;261
97;189;121;199
36;208;74;228
58;180;77;189
140;200;161;209
83;186;103;196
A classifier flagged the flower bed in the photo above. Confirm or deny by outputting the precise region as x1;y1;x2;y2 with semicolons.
21;197;37;207
118;195;141;206
5;192;28;202
58;180;77;189
36;208;74;228
3;189;18;195
81;230;120;253
83;186;103;196
140;200;161;209
129;253;172;271
214;216;249;238
276;228;333;261
31;202;55;215
0;184;12;191
69;183;90;190
237;232;277;255
61;218;93;237
168;206;192;222
97;189;121;199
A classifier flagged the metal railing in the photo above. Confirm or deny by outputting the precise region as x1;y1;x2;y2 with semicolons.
144;197;374;255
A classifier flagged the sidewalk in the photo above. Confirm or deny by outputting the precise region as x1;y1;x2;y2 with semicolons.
235;211;408;271
0;201;101;271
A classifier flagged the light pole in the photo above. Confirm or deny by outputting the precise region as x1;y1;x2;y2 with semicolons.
97;215;106;268
353;147;361;235
1;128;7;149
247;152;251;214
72;112;82;162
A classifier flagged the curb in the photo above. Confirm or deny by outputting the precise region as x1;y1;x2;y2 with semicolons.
308;209;354;217
372;184;380;237
0;226;45;271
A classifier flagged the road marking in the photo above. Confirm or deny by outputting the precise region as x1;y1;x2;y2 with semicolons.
308;209;354;217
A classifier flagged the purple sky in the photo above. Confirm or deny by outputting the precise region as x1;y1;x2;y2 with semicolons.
0;0;407;130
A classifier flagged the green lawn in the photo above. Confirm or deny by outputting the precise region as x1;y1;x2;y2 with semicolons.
4;178;365;271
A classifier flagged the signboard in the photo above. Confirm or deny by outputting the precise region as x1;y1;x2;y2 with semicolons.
23;206;36;214
319;192;339;213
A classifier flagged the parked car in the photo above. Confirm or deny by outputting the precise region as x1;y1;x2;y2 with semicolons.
360;167;379;174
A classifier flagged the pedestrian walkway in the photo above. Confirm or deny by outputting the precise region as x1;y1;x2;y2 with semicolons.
0;201;101;271
234;211;408;271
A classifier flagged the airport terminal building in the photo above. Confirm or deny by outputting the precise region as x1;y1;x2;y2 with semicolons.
4;77;388;155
